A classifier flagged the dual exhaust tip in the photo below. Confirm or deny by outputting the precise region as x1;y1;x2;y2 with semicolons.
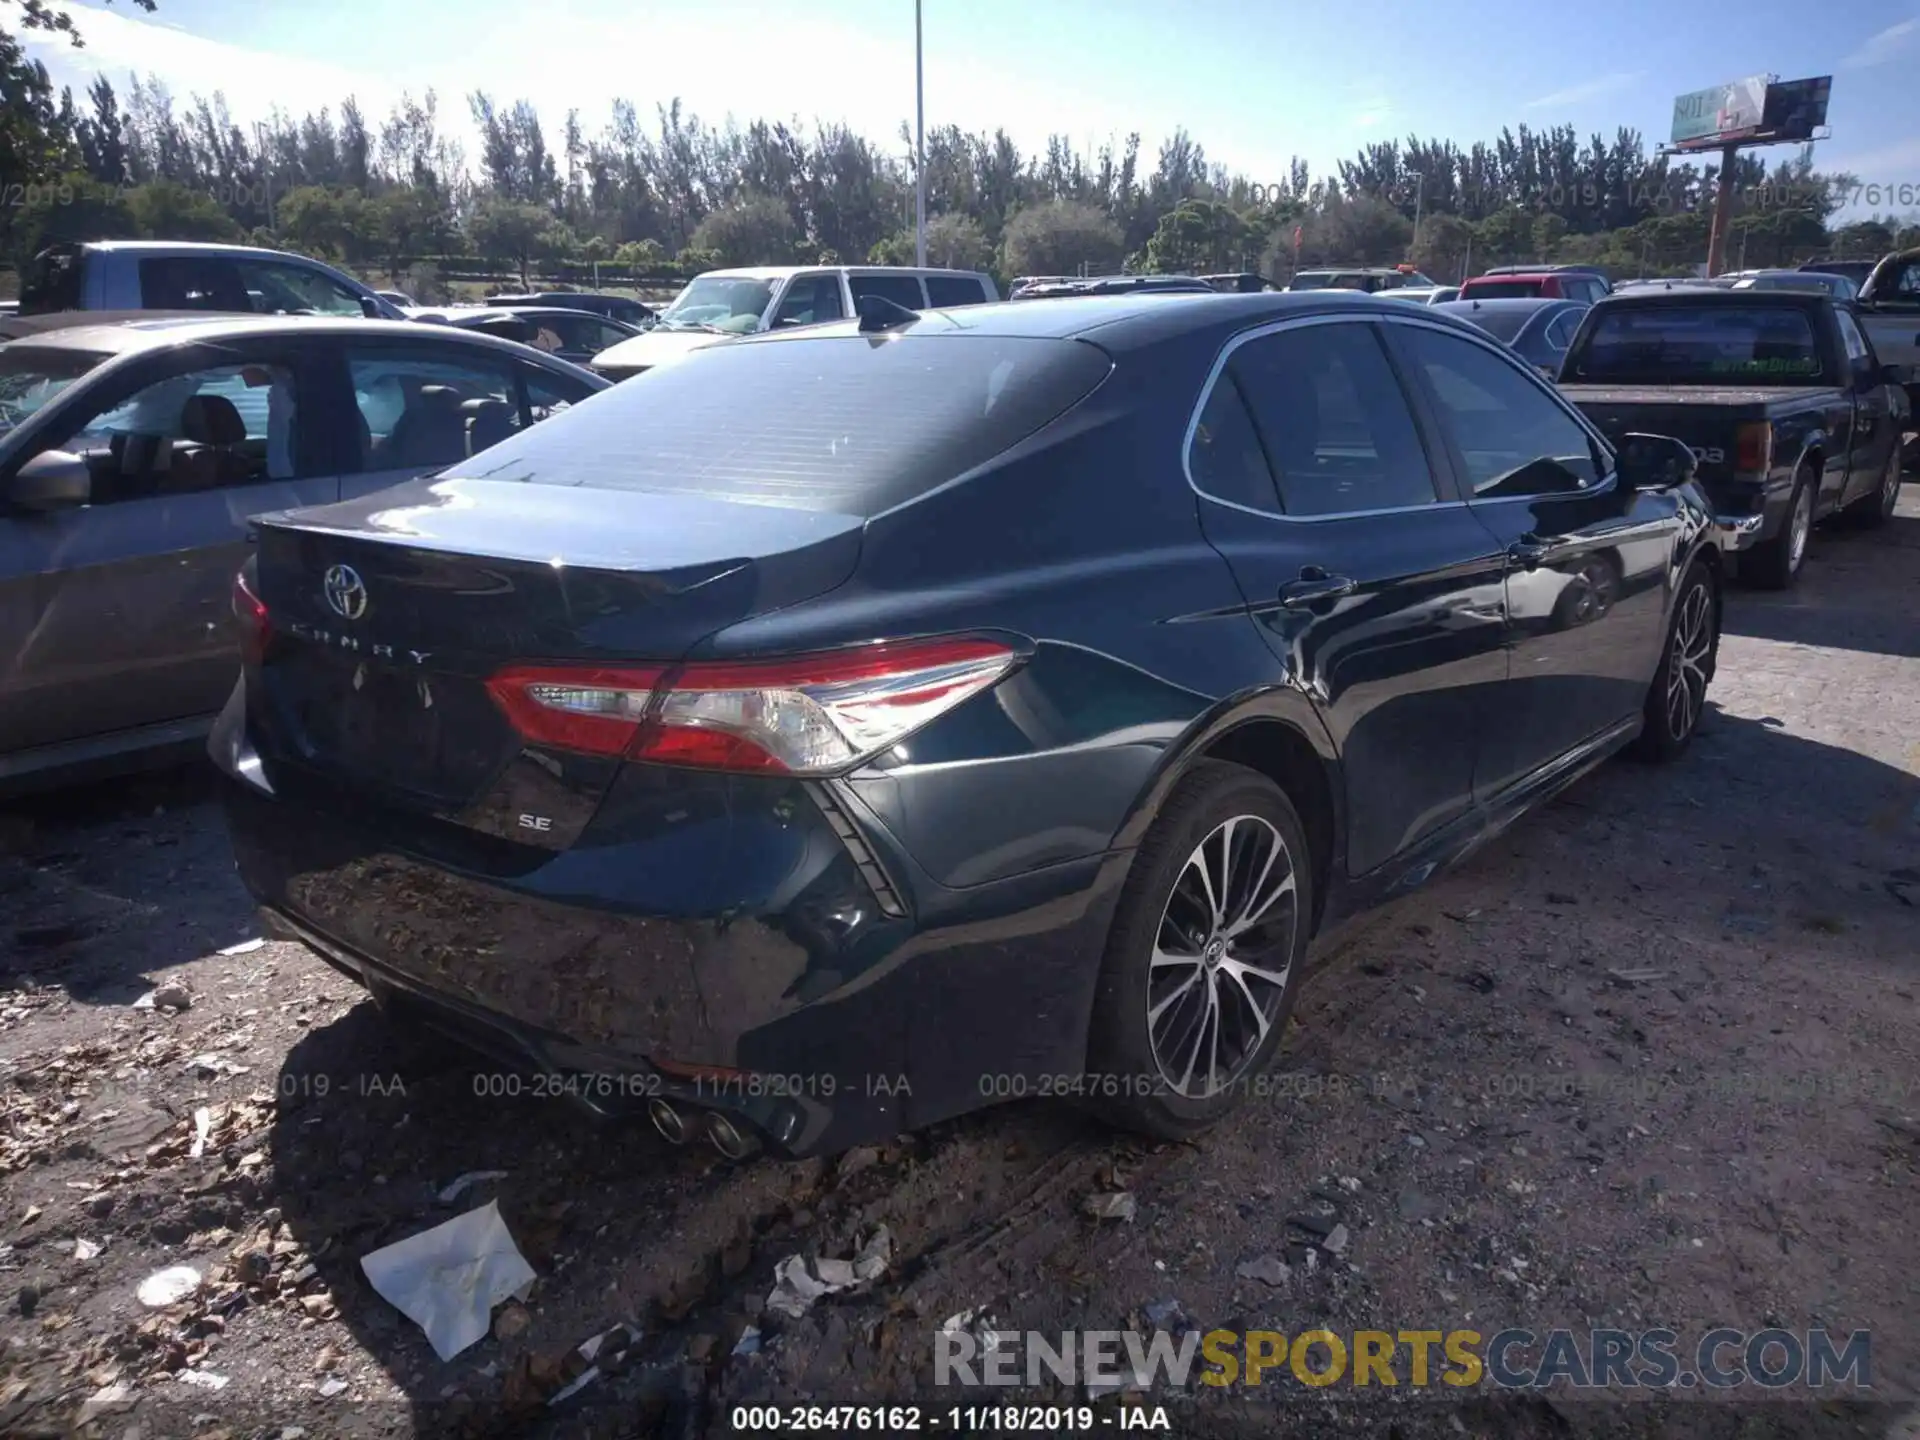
649;1096;757;1160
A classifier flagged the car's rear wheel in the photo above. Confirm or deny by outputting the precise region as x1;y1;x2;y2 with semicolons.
1086;760;1313;1140
1745;463;1814;589
1630;561;1717;762
1844;446;1903;528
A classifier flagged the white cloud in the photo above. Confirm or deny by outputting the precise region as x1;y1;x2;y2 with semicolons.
1524;70;1646;111
1838;15;1919;69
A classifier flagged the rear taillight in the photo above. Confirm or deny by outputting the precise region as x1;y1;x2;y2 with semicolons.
232;568;270;665
1734;422;1774;476
486;638;1018;774
485;665;664;759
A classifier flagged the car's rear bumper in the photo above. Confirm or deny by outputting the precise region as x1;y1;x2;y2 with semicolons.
213;705;1129;1158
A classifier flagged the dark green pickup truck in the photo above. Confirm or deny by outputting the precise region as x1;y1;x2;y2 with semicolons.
1558;288;1909;589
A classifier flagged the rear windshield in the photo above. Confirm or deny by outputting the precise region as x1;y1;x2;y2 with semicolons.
19;247;84;315
1567;305;1826;385
0;347;109;434
1464;280;1544;299
1453;308;1532;342
444;332;1114;516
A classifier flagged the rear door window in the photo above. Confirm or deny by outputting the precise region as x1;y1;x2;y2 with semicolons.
140;256;252;311
926;275;989;308
1228;322;1439;516
771;275;847;327
346;347;526;473
441;333;1113;517
849;274;928;309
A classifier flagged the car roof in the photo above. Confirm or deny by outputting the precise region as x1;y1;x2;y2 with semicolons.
1434;297;1580;316
44;240;341;263
692;265;990;281
734;289;1453;354
1593;285;1826;307
1;312;608;367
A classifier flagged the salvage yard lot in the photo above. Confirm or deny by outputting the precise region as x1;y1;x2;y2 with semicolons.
2;496;1917;1439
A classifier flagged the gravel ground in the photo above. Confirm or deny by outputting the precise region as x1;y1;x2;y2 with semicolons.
2;488;1917;1440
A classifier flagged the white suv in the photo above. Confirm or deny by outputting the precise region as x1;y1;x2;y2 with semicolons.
591;266;999;379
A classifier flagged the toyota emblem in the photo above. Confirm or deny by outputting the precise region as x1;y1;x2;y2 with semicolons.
323;563;368;620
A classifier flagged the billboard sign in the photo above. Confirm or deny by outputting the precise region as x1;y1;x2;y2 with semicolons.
1671;75;1771;147
1760;75;1832;142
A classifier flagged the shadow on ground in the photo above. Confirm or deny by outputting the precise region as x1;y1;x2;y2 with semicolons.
240;705;1917;1438
0;763;256;1003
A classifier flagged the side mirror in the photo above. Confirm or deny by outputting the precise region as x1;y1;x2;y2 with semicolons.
8;449;92;511
1616;433;1696;492
360;294;387;319
1881;362;1910;388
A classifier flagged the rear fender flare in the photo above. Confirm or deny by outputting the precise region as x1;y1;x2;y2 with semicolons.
1108;683;1345;884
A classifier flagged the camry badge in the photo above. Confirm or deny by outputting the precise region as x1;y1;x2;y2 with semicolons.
323;563;368;620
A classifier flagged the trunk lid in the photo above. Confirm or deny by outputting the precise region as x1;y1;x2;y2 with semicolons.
249;475;863;845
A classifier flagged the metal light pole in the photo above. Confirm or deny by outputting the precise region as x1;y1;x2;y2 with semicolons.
914;0;926;267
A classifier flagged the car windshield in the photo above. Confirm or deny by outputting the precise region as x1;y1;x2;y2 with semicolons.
1568;305;1826;385
443;333;1113;517
657;276;775;333
0;348;108;434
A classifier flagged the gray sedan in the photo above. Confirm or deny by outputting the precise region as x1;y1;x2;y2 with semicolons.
0;313;607;793
1430;297;1590;378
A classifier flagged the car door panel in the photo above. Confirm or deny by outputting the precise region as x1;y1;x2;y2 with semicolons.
1187;316;1510;880
1385;320;1677;796
1;480;332;753
0;339;343;755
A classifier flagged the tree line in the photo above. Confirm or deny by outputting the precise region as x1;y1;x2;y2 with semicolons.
4;16;1915;299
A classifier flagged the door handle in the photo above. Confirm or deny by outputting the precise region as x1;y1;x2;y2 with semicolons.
1279;570;1356;608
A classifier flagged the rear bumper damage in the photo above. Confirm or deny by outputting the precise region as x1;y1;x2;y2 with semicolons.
213;695;1128;1159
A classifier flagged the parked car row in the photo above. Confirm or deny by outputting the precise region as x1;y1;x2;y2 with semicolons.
200;287;1736;1158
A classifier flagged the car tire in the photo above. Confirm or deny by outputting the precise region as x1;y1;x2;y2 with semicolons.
1844;446;1903;529
1085;760;1314;1142
1629;561;1718;763
1744;462;1814;590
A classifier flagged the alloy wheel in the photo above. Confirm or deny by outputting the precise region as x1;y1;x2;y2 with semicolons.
1664;580;1712;742
1788;484;1812;572
1146;815;1299;1099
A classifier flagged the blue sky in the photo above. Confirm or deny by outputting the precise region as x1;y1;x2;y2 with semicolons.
23;0;1920;216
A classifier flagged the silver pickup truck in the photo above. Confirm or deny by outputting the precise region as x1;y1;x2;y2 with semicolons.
1858;248;1920;437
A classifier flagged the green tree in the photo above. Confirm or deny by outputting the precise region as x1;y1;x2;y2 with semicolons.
276;184;364;261
922;212;991;270
127;179;240;241
1142;199;1247;274
9;170;136;258
676;245;723;274
1000;199;1122;277
689;192;797;268
614;237;667;270
468;196;554;285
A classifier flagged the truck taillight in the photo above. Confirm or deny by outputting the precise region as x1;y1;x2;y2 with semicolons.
1734;422;1774;476
232;568;270;665
486;639;1019;773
